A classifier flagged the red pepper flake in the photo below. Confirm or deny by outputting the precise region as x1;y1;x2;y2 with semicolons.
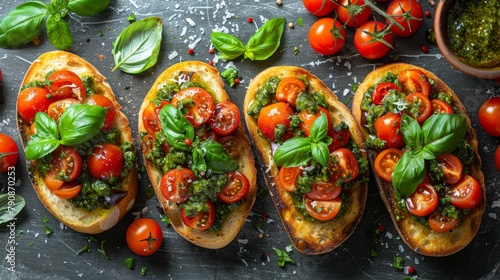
98;54;104;61
425;10;431;18
184;138;193;146
407;266;416;274
188;48;194;55
421;45;429;53
209;48;215;54
262;212;269;221
378;224;385;233
208;60;214;66
247;17;253;23
233;78;240;86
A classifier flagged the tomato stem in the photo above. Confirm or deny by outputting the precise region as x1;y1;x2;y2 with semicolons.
363;0;405;31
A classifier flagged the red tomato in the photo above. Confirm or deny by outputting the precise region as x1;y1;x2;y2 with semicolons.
449;174;482;210
45;173;64;191
195;124;218;142
305;181;341;201
52;182;82;199
372;82;401;105
86;94;117;130
428;213;459;233
17;87;52;123
46;70;86;101
278;166;302;192
218;135;242;158
329;148;359;183
308;17;346;56
276;77;306;107
397;69;430;96
217;171;249;203
354;21;394;59
328;124;351;152
374;112;405;149
87;144;124;181
478;97;500;137
160;167;194;203
208;101;240;136
436;154;463;185
47;98;80;122
257;102;294;141
142;101;169;136
49;146;82;182
496;145;500;173
298;106;332;137
126;218;163;256
304;196;342;221
303;0;338;16
374;148;404;182
386;0;423;37
405;183;438;217
405;92;431;123
431;99;453;114
0;134;18;173
171;87;215;127
336;0;372;27
181;201;215;231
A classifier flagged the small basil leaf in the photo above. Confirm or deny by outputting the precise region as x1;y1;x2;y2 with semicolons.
0;1;48;48
48;0;69;14
274;137;313;167
401;114;422;149
46;15;73;50
68;0;110;16
244;18;285;61
392;151;425;198
158;105;194;149
422;114;467;155
199;140;239;173
112;16;163;74
25;136;60;160
0;194;25;224
310;113;328;141
59;104;106;146
192;147;206;174
33;112;59;140
311;142;330;168
210;32;245;60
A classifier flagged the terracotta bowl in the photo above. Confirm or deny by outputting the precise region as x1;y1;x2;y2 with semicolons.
434;0;500;79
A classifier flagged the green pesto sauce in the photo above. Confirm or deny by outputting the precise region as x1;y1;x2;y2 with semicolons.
447;0;500;67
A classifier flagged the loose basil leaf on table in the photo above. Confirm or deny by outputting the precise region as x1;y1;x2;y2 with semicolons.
158;104;195;149
112;16;163;74
59;104;106;146
422;114;467;155
46;15;73;50
244;17;285;61
0;1;48;48
68;0;111;16
0;194;26;224
210;33;245;60
392;150;426;198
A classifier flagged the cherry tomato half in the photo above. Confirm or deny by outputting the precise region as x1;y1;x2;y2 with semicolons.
329;148;359;183
0;134;19;173
397;69;430;96
304;195;342;221
478;97;500;137
336;0;372;27
51;182;82;199
436;154;463;185
208;101;240;136
49;146;82;182
181;201;216;231
218;135;242;158
305;181;341;201
142;101;169;136
328;123;351;152
374;112;405;149
354;21;394;59
405;92;431;123
428;213;459;233
406;183;438;217
431;99;453;114
86;94;117;131
372;82;401;105
278;166;302;192
47;98;80;122
374;148;404;182
276;77;307;107
308;17;346;56
17;87;52;124
449;174;482;210
386;0;423;37
126;218;163;256
257;102;294;142
298;106;332;137
217;171;249;204
303;0;338;16
87;144;124;181
160;167;194;203
171;87;215;127
47;70;87;102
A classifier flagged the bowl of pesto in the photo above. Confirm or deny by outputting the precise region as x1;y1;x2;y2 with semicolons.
434;0;500;79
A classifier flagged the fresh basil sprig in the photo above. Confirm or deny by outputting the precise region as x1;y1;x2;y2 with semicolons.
25;104;106;160
46;0;72;50
210;18;285;61
158;104;194;149
274;113;332;168
112;16;163;74
392;114;467;197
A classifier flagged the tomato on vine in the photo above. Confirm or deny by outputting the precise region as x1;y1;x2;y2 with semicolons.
386;0;423;37
354;21;394;59
336;0;372;27
303;0;338;16
308;17;346;56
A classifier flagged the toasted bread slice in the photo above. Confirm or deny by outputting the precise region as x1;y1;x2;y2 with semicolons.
16;51;138;234
351;63;485;256
244;66;368;254
138;61;257;249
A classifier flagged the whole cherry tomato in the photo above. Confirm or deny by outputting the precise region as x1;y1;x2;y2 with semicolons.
17;87;52;124
354;21;394;59
386;0;424;37
126;218;163;256
374;112;405;149
336;0;372;27
478;97;500;137
308;17;346;56
303;0;338;16
87;144;124;181
257;102;294;142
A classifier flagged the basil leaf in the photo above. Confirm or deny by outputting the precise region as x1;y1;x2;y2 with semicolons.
46;15;73;50
33;112;59;140
0;1;48;48
422;114;467;155
310;113;328;141
210;32;245;60
392;151;425;198
199;140;239;173
421;146;435;160
68;0;110;16
59;104;106;146
158;105;194;149
244;18;285;61
112;16;163;74
25;135;60;160
0;194;26;224
401;114;422;149
274;137;313;167
192;147;207;174
48;0;69;14
311;142;330;168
